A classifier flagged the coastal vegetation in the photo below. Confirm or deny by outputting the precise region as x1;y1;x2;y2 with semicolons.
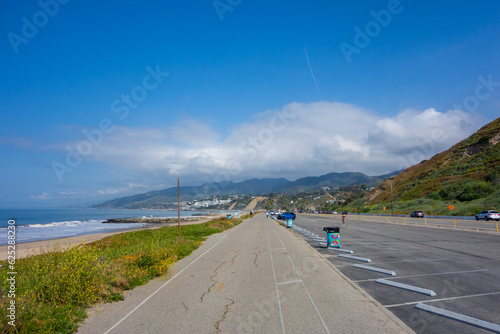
0;215;246;334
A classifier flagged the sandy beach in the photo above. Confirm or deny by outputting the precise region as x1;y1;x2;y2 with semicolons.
0;215;220;261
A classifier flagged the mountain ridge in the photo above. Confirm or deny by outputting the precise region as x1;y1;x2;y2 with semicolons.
92;171;400;209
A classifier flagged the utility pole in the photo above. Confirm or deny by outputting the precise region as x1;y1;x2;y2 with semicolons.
178;178;181;239
390;178;394;215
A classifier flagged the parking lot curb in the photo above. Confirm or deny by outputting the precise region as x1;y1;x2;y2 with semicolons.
287;225;416;334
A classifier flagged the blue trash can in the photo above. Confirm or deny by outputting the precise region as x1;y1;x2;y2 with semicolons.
323;227;340;248
286;218;293;228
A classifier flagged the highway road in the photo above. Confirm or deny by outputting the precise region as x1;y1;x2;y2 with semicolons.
291;214;500;334
335;213;499;232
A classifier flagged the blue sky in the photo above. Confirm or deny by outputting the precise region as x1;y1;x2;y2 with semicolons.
1;0;499;208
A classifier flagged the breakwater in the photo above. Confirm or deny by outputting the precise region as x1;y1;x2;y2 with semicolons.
103;217;202;224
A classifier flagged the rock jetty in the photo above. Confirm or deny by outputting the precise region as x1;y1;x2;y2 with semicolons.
103;217;202;224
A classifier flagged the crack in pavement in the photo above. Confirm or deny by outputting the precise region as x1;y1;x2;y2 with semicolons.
215;298;235;333
254;248;266;269
200;253;239;303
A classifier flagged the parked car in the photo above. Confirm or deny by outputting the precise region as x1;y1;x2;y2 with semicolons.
280;212;296;220
410;211;424;218
475;210;500;221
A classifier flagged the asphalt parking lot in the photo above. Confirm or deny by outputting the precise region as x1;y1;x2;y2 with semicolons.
288;214;500;334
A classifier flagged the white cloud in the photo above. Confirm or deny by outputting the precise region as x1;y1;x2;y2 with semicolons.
53;102;482;188
30;192;51;200
168;118;220;147
366;108;479;168
60;191;85;196
333;135;369;156
0;136;35;149
96;183;151;196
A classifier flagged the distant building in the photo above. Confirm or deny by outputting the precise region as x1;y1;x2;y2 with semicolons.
192;198;232;208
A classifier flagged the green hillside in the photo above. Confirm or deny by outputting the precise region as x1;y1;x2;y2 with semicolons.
361;117;500;215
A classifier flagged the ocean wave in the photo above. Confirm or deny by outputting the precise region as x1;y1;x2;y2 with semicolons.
0;219;104;229
27;220;103;228
0;218;145;245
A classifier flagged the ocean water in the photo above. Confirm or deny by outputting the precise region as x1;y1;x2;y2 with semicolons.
0;209;207;245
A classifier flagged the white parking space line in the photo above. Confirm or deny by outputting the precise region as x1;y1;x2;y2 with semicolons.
415;303;500;333
354;269;488;283
327;247;354;254
338;254;372;262
353;264;396;276
371;258;446;265
376;279;436;296
384;291;500;308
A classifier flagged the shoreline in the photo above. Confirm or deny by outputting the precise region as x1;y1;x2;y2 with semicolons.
0;215;222;261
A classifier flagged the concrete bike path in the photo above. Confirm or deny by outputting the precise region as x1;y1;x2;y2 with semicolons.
78;214;414;334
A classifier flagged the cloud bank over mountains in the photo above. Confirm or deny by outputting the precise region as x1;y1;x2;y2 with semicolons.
44;101;482;201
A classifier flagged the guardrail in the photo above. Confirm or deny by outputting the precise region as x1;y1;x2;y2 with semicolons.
298;212;499;233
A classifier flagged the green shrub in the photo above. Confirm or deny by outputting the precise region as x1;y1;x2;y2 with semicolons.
0;216;244;334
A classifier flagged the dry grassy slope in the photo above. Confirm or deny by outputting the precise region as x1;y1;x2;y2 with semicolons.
367;117;500;203
244;196;267;210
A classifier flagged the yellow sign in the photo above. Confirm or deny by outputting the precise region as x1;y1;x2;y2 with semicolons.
449;205;454;210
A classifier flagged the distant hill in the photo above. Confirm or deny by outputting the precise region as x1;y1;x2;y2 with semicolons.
277;171;401;194
91;171;400;209
91;178;289;209
366;117;500;205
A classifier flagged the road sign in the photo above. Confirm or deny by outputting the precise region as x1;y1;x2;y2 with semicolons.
449;205;454;210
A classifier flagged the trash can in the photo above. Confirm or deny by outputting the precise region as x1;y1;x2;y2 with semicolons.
286;218;293;228
323;227;340;248
227;214;232;219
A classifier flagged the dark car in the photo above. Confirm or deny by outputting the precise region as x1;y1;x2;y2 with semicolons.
410;211;424;218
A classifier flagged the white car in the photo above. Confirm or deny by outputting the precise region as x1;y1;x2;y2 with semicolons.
475;210;500;221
